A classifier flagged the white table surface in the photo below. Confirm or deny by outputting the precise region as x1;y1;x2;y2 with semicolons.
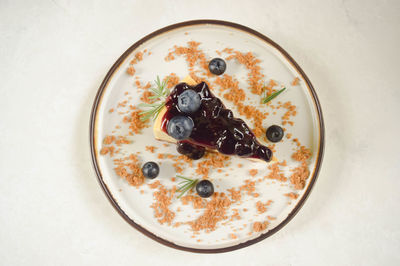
1;0;399;265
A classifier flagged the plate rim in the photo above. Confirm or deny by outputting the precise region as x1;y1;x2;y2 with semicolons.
89;19;325;253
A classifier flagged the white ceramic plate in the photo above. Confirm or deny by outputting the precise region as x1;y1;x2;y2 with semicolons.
90;20;324;253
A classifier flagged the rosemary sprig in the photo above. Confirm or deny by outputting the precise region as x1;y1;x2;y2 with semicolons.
138;102;165;121
176;175;199;198
262;87;286;104
139;76;170;121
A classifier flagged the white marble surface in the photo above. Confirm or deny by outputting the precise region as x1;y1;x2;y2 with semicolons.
0;0;399;265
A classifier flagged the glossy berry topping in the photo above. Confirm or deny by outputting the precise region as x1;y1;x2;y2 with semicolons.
176;141;205;160
161;82;272;162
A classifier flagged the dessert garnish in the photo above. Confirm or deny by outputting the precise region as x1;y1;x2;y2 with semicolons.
176;175;199;198
262;87;286;104
176;175;214;198
152;76;273;163
167;115;194;140
266;125;284;142
208;58;226;75
142;161;160;179
196;180;214;198
177;89;201;113
139;76;170;122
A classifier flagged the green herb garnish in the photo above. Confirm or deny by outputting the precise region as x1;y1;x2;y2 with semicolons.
262;87;286;104
176;175;199;198
139;76;170;121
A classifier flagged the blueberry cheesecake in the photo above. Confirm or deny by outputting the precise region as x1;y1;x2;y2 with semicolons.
153;76;273;162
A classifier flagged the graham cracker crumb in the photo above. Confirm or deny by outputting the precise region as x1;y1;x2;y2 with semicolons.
265;162;287;182
115;136;130;146
103;135;116;145
196;152;230;178
240;179;256;196
165;73;180;89
127;66;135;76
249;169;258;177
292;146;312;161
100;146;114;156
225;50;264;95
180;194;206;209
148;180;161;189
284;192;299;199
150;184;176;225
165;41;209;75
187;192;232;232
253;221;268;232
122;107;149;135
227;188;241;203
280;101;297;124
290;161;310;190
230;209;241;221
289;145;311;190
256;201;268;214
140;90;155;104
292;77;300;86
113;154;145;187
145;146;157;153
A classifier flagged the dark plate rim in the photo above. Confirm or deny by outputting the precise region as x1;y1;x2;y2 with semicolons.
89;19;325;253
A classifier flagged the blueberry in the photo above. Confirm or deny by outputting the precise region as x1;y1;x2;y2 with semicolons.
141;162;159;179
167;116;194;140
266;125;284;142
177;89;201;114
196;180;214;198
208;58;226;75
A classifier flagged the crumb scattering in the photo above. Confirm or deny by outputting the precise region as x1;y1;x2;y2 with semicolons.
165;73;180;89
291;77;300;86
249;169;258;177
290;146;312;190
253;221;268;232
292;146;312;162
127;66;135;76
266;162;287;182
150;182;176;225
113;154;145;187
187;192;232;232
196;152;231;178
140;90;155;104
284;192;299;199
123;107;149;135
145;145;157;153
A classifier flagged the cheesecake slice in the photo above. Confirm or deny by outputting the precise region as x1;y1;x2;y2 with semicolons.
153;76;273;162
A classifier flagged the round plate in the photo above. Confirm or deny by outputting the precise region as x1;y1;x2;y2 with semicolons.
90;20;324;253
